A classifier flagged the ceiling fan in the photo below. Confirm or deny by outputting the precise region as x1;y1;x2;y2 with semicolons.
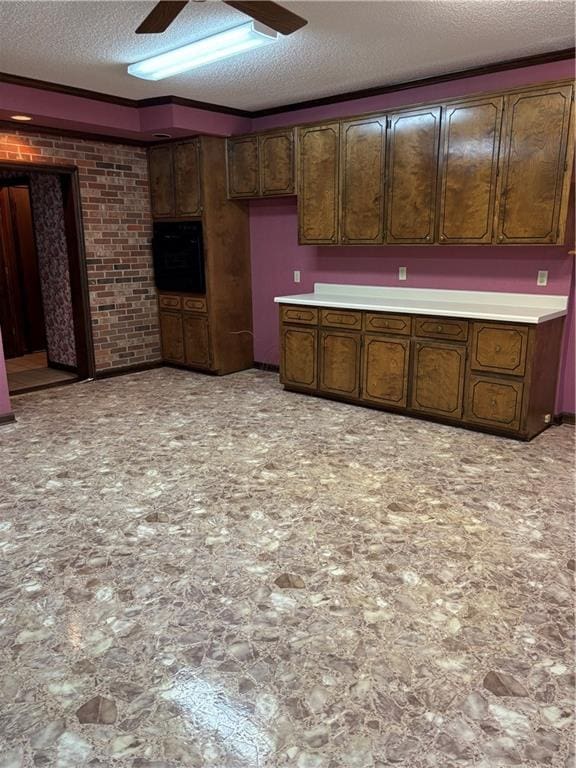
136;1;308;35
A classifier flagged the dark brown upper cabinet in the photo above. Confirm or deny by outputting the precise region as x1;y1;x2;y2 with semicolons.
298;122;340;245
494;84;574;244
437;97;504;244
148;145;175;217
226;136;259;198
148;141;202;219
386;106;441;244
226;128;295;199
339;116;387;245
260;130;296;196
174;140;202;216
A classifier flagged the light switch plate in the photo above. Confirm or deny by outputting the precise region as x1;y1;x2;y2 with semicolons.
398;266;407;281
293;270;301;283
537;270;548;286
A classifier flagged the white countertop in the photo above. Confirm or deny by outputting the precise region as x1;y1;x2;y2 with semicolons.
274;283;569;324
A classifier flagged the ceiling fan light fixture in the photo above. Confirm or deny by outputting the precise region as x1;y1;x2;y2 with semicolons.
128;21;278;80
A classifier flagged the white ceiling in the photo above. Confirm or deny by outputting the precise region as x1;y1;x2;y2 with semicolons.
0;0;574;111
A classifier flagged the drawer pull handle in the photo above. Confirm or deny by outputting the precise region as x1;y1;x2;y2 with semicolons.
491;398;497;407
437;325;443;332
495;345;501;352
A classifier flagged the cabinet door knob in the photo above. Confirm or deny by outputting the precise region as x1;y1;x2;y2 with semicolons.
491;398;497;407
495;344;501;352
426;235;432;242
437;325;443;332
440;235;446;241
498;235;504;243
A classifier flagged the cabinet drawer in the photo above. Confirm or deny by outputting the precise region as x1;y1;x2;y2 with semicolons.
320;309;362;330
471;322;528;376
364;313;411;336
280;305;318;325
182;296;207;313
465;375;524;431
414;316;468;341
158;294;181;310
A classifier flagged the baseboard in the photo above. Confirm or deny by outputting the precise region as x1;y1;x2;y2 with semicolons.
48;361;78;373
253;361;280;373
556;412;576;425
94;360;163;379
0;412;16;426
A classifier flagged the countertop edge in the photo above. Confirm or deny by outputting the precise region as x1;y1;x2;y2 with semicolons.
273;296;568;324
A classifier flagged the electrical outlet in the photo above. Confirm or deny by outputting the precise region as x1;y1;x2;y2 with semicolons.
537;270;548;286
398;266;407;281
293;270;301;284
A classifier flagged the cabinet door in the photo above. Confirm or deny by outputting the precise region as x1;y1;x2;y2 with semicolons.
148;146;175;217
183;313;211;368
159;310;184;363
465;375;523;432
470;322;528;377
495;84;574;244
259;130;295;196
362;334;409;407
281;325;317;390
174;141;202;216
319;330;361;398
386;107;441;243
227;136;259;198
340;116;386;244
410;340;466;418
298;123;340;244
437;97;503;243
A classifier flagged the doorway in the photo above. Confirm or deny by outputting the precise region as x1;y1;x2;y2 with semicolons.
0;164;94;395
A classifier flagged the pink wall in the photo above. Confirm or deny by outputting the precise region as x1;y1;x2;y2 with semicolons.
249;58;576;414
0;329;12;419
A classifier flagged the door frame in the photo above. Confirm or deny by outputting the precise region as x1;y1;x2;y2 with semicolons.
0;161;95;380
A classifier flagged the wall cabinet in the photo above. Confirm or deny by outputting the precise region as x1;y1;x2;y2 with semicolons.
149;140;201;218
437;97;503;244
339;116;387;244
150;136;253;375
279;303;564;440
227;128;296;199
298;122;340;244
495;84;574;244
386;106;441;244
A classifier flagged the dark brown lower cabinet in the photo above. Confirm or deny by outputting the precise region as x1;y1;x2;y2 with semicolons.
362;334;409;407
410;340;466;419
183;313;211;369
319;330;361;398
465;375;524;431
159;310;185;364
279;303;564;440
280;325;317;390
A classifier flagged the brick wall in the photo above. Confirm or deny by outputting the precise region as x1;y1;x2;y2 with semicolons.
0;130;160;371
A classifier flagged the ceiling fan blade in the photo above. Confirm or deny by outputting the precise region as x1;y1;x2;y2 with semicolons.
136;1;189;33
223;1;307;35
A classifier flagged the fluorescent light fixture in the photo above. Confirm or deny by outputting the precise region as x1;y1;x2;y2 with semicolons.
128;21;278;81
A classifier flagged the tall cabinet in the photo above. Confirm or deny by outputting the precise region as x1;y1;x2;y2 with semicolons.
148;138;253;375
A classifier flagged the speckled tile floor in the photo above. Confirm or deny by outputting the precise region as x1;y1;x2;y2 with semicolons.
0;368;574;768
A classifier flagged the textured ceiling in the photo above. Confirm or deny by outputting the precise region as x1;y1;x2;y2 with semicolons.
0;0;574;111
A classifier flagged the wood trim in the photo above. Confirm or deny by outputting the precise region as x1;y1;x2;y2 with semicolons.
9;377;79;396
1;48;572;122
0;71;252;117
0;120;151;147
0;412;16;425
251;48;576;117
94;361;163;379
556;411;576;425
253;361;280;372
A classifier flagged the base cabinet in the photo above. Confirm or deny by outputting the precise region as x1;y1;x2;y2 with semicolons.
279;303;564;440
159;310;185;364
183;313;211;368
362;334;409;407
319;330;361;398
280;325;317;390
410;341;466;419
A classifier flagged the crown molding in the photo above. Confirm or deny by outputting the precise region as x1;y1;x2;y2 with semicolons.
0;46;573;124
